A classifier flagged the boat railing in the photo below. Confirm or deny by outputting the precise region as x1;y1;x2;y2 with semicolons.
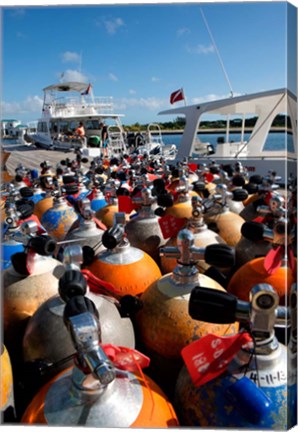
107;125;128;157
144;123;164;149
42;96;114;118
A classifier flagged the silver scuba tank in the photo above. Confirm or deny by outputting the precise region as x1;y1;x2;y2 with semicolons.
125;187;166;264
21;278;179;427
23;245;135;379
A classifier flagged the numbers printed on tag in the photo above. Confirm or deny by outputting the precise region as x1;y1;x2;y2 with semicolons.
181;332;253;387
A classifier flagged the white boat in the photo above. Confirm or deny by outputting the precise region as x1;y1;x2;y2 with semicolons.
159;88;297;184
29;81;127;157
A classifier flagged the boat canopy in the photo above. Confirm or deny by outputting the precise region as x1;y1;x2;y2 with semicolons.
159;88;297;160
43;82;89;93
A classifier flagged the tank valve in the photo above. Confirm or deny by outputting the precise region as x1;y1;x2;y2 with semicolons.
189;283;287;353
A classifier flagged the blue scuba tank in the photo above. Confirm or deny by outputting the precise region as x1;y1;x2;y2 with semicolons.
174;283;296;429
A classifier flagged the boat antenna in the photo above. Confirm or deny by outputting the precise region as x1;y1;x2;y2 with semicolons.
200;7;234;97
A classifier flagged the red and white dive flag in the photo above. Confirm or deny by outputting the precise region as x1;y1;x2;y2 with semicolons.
81;83;92;95
170;88;185;104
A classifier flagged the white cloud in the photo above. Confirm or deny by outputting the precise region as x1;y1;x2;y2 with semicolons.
104;17;124;34
151;76;160;82
1;95;43;117
61;51;81;63
177;27;190;37
60;69;88;83
109;73;119;82
129;89;136;95
186;44;215;55
116;97;166;112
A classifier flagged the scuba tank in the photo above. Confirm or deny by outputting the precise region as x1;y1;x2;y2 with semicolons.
95;180;121;228
160;195;226;275
125;186;166;264
85;213;162;297
58;198;106;259
2;204;29;270
202;184;246;246
19;184;45;204
40;187;78;242
22;245;136;411
165;174;197;219
33;175;56;221
226;174;248;214
88;174;107;212
1;345;15;423
21;272;179;427
174;283;296;429
135;228;238;396
240;175;280;221
1;183;22;223
2;223;64;420
235;194;286;269
3;222;64;359
228;217;296;305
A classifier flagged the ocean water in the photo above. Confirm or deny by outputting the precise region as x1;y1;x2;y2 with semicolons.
2;132;294;153
162;132;295;153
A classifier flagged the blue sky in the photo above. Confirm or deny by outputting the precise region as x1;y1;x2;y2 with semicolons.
1;1;297;125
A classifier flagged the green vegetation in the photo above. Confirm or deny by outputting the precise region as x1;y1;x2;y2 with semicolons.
123;114;291;131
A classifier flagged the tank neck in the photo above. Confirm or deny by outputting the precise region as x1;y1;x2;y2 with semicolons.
172;263;199;284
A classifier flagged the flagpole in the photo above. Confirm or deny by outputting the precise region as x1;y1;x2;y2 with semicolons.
182;87;187;106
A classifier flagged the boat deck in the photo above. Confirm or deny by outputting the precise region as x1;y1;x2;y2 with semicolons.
2;144;78;175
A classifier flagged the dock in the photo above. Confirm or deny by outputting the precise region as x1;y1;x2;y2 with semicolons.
2;143;78;175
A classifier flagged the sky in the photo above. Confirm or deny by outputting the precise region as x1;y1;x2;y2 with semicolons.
1;0;297;126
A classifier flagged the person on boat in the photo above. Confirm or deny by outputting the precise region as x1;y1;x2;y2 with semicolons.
75;122;87;147
100;122;109;158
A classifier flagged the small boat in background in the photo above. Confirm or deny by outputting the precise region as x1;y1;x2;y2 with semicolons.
1;119;31;146
134;123;177;159
159;88;297;184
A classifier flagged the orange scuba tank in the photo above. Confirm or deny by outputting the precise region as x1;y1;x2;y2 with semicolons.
85;213;162;297
21;278;179;427
95;180;124;228
1;345;15;421
165;174;197;219
228;218;296;305
160;195;226;275
136;228;238;395
203;184;246;246
235;194;286;269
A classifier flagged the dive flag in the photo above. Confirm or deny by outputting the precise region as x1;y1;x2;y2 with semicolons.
81;83;92;96
170;88;184;104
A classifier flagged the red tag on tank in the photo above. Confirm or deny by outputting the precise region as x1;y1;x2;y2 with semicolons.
181;332;252;387
92;217;107;231
204;172;214;183
118;195;136;214
187;163;197;173
102;344;150;372
158;214;187;239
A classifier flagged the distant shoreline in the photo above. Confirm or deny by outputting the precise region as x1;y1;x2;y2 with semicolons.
160;127;292;135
